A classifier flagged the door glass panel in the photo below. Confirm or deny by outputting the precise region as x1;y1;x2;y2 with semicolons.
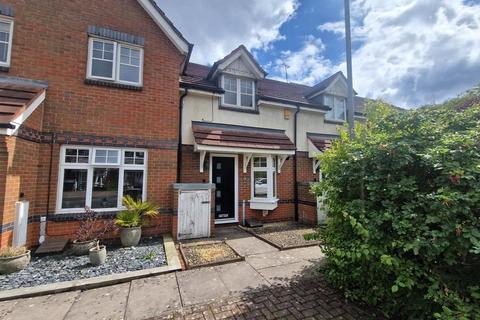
91;168;119;208
216;176;221;184
62;169;87;209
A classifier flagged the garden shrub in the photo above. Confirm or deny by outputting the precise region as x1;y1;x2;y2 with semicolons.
312;89;480;319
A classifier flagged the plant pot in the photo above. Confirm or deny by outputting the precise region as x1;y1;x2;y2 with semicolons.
72;239;97;256
89;245;107;266
0;250;31;274
120;227;141;247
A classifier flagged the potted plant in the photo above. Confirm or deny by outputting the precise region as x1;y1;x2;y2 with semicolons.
115;196;158;247
72;207;113;256
0;246;30;274
89;240;107;266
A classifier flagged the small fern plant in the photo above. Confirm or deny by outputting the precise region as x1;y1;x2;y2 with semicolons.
115;196;159;228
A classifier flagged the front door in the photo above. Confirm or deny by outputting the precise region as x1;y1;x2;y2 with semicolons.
211;156;235;222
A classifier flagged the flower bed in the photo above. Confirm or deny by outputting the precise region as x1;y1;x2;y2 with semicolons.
0;237;166;290
244;222;321;250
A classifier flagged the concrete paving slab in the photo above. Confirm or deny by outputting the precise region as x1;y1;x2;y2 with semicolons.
215;262;269;293
257;260;315;285
3;291;78;320
125;273;181;320
245;250;301;270
226;236;278;257
176;267;229;306
64;283;129;320
214;227;251;240
285;246;325;262
0;299;18;319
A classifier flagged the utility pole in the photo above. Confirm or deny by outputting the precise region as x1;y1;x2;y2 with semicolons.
344;0;355;138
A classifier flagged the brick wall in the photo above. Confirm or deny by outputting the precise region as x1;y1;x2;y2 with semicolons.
0;0;185;247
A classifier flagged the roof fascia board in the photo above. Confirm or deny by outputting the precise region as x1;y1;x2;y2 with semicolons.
212;50;265;79
258;99;297;109
8;90;46;136
136;0;190;55
194;143;295;155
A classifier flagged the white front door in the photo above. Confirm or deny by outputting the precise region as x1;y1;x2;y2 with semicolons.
178;190;211;239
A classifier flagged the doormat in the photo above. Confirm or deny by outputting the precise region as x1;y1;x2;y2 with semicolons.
179;240;243;269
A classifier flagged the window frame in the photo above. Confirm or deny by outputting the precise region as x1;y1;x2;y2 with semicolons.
56;146;147;214
221;74;255;109
86;37;144;86
250;155;277;201
0;17;14;67
324;94;347;122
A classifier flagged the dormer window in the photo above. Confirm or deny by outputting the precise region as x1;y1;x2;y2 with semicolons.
324;94;346;122
221;75;255;109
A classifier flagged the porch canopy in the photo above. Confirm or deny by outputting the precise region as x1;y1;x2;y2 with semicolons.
192;121;295;173
0;77;47;134
307;133;336;173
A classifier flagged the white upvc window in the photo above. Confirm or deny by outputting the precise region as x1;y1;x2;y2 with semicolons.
56;146;147;213
221;74;255;109
87;37;143;86
324;94;346;122
0;17;13;67
251;156;277;200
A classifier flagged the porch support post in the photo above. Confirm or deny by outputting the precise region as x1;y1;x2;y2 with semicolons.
199;150;206;173
277;155;288;173
243;153;252;173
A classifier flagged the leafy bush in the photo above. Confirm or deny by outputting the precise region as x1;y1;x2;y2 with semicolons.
115;196;159;228
0;246;27;258
312;90;480;319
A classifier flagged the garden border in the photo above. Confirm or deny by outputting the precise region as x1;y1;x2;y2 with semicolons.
0;234;181;301
238;225;322;250
179;240;244;269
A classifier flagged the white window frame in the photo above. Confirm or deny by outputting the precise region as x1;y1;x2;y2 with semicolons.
324;94;346;122
221;74;255;109
87;37;144;86
56;145;147;214
0;17;14;67
251;155;277;201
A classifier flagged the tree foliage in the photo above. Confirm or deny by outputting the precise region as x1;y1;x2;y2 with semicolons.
312;90;480;319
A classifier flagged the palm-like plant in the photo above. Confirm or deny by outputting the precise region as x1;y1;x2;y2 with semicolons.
115;196;159;228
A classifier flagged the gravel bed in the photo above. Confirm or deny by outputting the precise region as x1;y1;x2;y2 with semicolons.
181;242;240;268
0;237;166;290
249;222;321;249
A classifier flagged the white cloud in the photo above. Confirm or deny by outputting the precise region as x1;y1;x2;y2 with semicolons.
316;0;480;107
271;36;336;85
157;0;298;64
317;21;345;37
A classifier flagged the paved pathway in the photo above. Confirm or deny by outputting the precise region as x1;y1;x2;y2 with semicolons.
0;227;379;320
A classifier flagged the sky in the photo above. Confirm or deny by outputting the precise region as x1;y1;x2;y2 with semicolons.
159;0;480;108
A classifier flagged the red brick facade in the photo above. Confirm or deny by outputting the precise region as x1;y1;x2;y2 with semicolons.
0;0;186;247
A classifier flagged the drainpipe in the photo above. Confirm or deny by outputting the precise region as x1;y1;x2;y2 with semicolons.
293;105;300;221
177;88;188;183
44;132;55;237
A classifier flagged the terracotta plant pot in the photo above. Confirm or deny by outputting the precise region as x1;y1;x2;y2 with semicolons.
0;250;31;274
120;227;141;247
72;239;97;256
89;245;107;266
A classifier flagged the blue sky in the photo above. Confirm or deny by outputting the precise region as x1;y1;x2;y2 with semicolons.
160;0;480;108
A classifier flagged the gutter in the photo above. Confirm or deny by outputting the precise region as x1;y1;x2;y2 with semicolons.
293;105;300;222
176;88;188;183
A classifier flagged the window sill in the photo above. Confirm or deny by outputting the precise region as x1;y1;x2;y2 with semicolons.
324;119;345;125
0;65;9;72
85;78;143;91
219;105;259;114
249;198;278;211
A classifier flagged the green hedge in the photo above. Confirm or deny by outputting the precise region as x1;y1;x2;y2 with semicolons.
312;90;480;319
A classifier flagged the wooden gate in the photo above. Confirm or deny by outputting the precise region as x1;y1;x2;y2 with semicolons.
178;190;211;240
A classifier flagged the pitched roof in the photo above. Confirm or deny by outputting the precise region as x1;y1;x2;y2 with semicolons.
192;121;295;151
0;77;48;129
206;45;267;80
181;62;364;112
307;133;338;152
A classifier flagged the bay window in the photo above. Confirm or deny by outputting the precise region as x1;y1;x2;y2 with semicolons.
221;75;255;109
87;38;143;86
251;156;277;200
57;146;147;213
324;94;346;122
0;17;13;67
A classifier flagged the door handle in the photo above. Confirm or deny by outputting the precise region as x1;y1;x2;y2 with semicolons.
201;201;210;204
